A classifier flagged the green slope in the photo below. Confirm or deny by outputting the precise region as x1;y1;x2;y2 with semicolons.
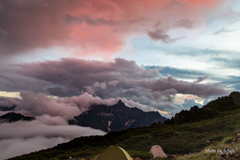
9;92;240;160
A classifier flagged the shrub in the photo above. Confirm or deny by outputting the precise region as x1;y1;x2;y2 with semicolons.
221;136;233;144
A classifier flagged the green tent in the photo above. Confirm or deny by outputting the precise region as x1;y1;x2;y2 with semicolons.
92;146;132;160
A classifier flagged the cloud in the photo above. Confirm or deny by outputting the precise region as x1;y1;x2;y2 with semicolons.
46;87;81;97
174;19;195;29
213;28;236;35
165;0;185;8
221;8;240;24
12;58;161;93
147;28;173;43
16;92;82;120
194;76;211;83
0;72;57;93
147;27;185;43
35;114;68;125
182;99;203;109
0;120;105;140
137;76;229;98
146;66;207;80
65;15;119;26
0;137;70;160
9;92;122;121
1;58;228;113
0;27;7;36
0;0;227;60
0;120;106;159
0;97;21;107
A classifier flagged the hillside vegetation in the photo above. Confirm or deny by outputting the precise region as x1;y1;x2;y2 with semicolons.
9;92;240;160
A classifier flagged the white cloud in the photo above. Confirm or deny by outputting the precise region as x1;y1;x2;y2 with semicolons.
0;137;70;160
0;120;106;159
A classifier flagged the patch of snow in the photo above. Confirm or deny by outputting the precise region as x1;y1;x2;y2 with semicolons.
107;120;112;131
124;119;135;128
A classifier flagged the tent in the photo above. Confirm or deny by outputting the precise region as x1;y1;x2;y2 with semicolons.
150;145;167;159
92;146;132;160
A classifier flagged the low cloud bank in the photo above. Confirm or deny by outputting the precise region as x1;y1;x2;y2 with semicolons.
0;137;70;160
0;120;106;159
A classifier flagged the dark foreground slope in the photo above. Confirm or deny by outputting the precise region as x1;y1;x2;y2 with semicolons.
9;92;240;160
69;100;167;132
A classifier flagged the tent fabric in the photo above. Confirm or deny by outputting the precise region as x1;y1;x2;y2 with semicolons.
150;145;167;159
94;146;132;160
91;155;99;160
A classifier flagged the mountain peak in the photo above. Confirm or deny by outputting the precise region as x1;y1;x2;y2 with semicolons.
69;99;167;132
117;99;124;105
229;91;240;97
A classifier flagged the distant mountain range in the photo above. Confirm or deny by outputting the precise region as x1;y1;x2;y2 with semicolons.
0;100;167;132
69;100;167;132
0;112;35;123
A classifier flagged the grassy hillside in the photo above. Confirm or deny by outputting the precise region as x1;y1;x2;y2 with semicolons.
9;92;240;160
165;135;240;160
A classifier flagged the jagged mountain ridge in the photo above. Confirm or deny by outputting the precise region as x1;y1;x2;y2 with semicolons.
0;112;35;123
69;100;167;132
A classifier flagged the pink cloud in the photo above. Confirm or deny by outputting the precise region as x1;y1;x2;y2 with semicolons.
0;0;227;59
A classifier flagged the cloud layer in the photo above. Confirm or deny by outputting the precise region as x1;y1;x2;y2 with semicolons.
0;0;227;60
0;58;229;114
0;120;106;159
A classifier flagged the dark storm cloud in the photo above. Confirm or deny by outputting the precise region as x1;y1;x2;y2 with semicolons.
0;0;69;54
46;87;81;97
0;72;57;93
137;76;229;98
13;58;161;92
2;58;228;112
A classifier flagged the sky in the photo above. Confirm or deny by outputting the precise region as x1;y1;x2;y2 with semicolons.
0;0;240;158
